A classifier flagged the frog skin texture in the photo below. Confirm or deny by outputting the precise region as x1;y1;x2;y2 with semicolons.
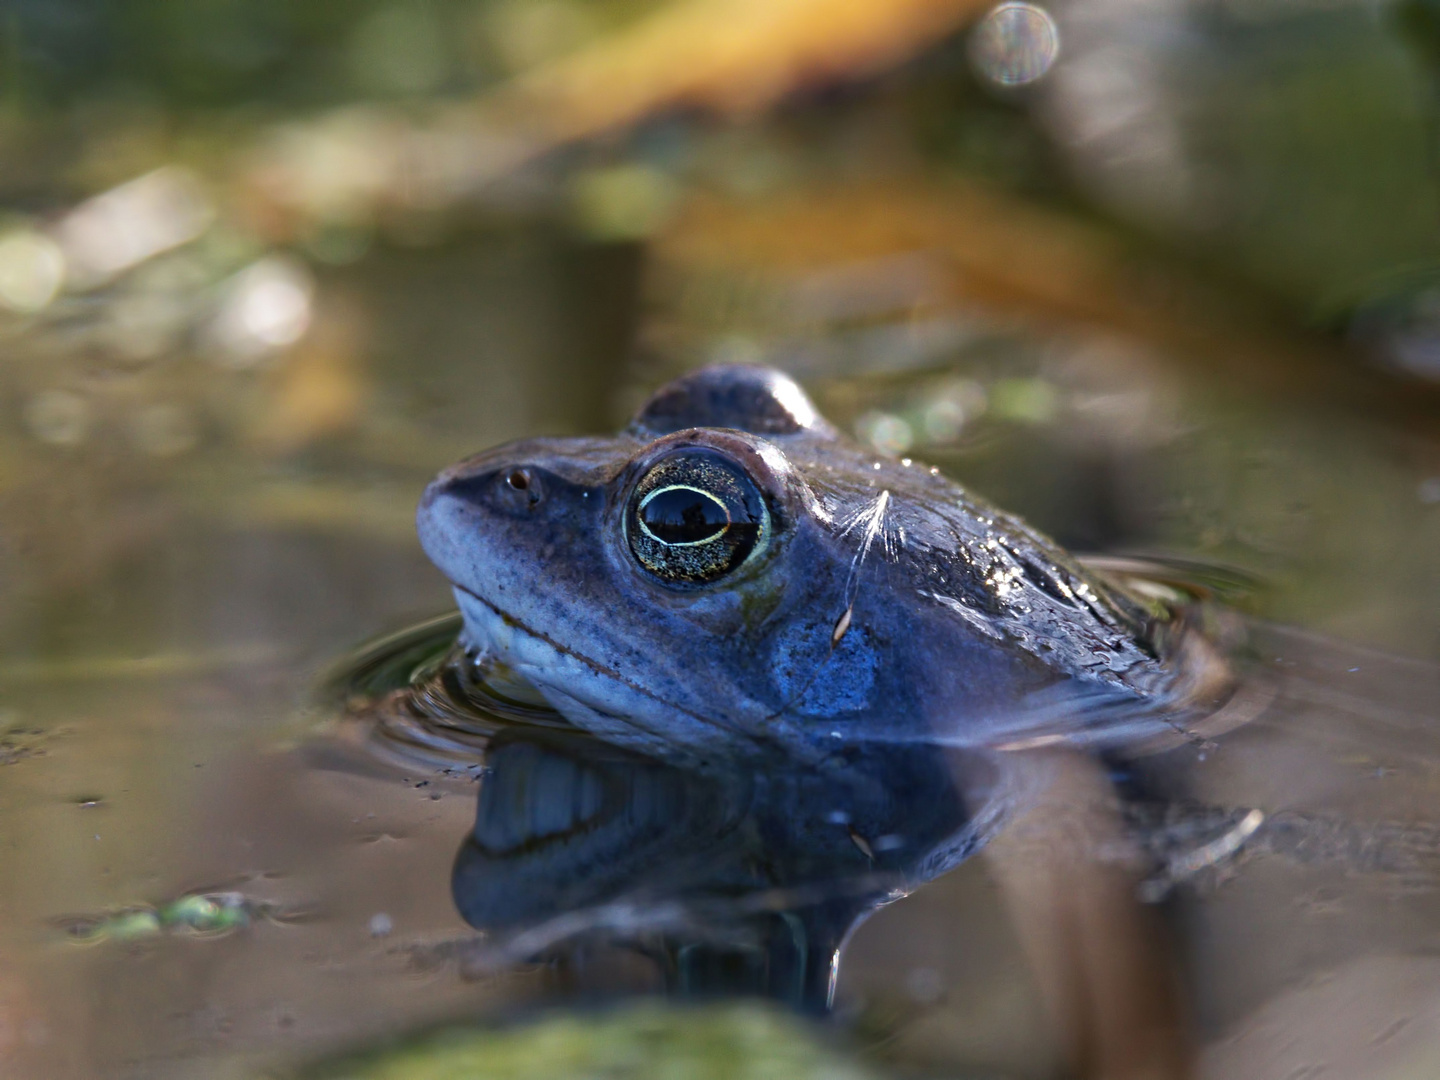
417;365;1194;767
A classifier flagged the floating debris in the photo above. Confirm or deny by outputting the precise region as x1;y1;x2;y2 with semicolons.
59;891;275;944
0;725;47;766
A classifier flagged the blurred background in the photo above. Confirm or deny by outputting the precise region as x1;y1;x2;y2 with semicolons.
1;0;1440;1076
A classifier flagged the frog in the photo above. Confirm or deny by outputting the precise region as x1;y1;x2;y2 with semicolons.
416;365;1227;767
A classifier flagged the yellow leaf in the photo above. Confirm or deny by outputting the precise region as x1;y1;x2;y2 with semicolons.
498;0;994;140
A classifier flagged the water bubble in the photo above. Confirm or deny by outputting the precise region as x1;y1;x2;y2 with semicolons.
970;2;1061;88
369;912;394;938
0;231;66;313
855;411;914;456
24;390;90;446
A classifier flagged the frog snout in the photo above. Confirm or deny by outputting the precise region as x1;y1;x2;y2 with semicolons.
416;449;608;591
421;447;544;514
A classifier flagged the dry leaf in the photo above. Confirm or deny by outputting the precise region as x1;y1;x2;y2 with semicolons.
499;0;995;139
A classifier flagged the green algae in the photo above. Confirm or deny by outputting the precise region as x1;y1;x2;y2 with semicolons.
294;1001;882;1080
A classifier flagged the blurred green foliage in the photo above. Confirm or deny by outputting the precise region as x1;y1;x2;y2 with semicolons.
6;0;373;107
1196;10;1440;317
294;1002;881;1080
0;0;658;109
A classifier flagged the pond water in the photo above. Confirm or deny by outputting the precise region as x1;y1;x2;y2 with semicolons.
3;4;1440;1079
0;227;1434;1080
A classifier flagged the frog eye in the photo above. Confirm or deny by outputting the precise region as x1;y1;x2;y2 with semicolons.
625;450;769;586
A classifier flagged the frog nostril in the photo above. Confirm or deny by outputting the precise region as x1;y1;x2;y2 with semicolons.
506;470;530;491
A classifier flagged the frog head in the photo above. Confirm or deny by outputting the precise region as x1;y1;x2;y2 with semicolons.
417;366;1187;764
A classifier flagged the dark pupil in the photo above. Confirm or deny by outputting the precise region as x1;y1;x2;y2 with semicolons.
641;487;729;544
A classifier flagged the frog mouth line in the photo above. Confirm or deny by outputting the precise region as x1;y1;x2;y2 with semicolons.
451;584;752;749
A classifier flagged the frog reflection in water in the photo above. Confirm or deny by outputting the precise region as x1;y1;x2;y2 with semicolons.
414;366;1230;1033
451;723;994;1006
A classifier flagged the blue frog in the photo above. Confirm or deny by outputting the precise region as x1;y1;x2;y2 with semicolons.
417;365;1225;766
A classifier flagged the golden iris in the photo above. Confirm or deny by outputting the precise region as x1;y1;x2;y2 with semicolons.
626;451;767;585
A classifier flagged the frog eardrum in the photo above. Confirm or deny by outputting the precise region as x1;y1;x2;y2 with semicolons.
625;449;770;586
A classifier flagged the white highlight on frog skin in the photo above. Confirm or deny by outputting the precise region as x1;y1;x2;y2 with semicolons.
921;591;1005;641
987;563;1024;599
769;376;820;429
636;484;730;546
